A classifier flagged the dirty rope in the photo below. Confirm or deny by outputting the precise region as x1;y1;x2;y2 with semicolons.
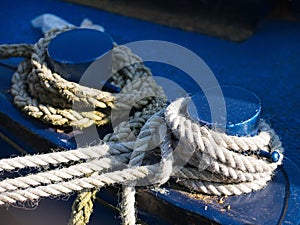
0;27;284;225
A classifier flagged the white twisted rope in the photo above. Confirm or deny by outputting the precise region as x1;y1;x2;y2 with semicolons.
0;164;158;205
166;98;283;196
120;111;173;225
0;98;283;225
0;27;284;225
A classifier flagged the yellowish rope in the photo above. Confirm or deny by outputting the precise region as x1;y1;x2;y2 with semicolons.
68;190;97;225
1;27;165;129
0;28;284;225
0;27;166;225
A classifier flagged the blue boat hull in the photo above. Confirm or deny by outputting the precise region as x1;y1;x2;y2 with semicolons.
0;0;300;224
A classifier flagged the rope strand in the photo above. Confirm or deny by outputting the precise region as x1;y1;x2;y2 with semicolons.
0;28;284;225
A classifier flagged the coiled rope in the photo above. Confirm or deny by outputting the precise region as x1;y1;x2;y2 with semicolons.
0;27;283;225
3;27;165;129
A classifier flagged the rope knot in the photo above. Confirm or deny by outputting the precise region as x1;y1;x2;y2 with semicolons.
0;29;284;225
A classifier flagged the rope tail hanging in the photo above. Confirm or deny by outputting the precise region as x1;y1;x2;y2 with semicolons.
0;27;284;225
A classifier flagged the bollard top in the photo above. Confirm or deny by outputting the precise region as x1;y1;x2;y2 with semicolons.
187;86;261;136
46;28;113;82
47;28;113;64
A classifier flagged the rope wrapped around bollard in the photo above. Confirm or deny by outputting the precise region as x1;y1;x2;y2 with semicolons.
0;27;283;225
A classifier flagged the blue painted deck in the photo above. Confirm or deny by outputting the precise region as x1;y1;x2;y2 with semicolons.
0;0;300;224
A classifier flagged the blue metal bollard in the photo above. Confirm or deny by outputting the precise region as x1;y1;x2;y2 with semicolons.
187;86;261;136
47;28;117;91
187;86;280;162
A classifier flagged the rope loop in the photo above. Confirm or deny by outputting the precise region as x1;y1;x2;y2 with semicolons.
0;27;284;225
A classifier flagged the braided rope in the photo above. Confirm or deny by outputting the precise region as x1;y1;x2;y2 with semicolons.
0;143;113;172
165;98;283;195
68;190;97;225
0;103;284;223
0;44;34;59
0;164;160;205
120;111;173;225
3;27;165;129
0;28;284;225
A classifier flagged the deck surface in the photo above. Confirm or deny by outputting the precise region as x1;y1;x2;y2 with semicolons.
0;0;300;225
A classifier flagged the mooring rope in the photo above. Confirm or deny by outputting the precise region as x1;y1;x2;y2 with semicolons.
6;27;165;128
0;27;283;225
